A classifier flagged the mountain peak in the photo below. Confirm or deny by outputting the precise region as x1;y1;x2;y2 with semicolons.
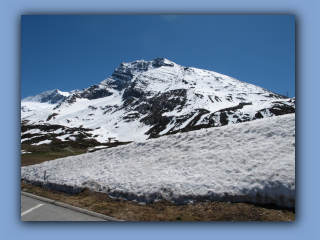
22;89;73;104
22;59;295;143
117;58;175;70
152;57;175;67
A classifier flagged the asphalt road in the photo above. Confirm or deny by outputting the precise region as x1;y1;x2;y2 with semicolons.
21;194;108;221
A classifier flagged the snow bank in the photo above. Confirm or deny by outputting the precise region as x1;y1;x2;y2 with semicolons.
21;150;32;154
31;140;52;146
21;114;295;208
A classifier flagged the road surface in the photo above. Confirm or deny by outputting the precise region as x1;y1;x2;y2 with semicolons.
21;193;121;221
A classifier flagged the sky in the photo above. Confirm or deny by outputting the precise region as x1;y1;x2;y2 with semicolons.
21;15;295;99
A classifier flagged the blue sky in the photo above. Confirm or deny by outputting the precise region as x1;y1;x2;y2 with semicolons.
21;15;295;99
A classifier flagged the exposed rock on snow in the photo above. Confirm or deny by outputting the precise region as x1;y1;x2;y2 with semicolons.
21;113;295;208
21;58;295;143
21;89;76;104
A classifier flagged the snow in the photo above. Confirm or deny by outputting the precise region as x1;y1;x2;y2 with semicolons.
21;89;72;103
31;140;52;146
21;150;32;154
87;146;110;152
92;146;109;149
21;135;43;143
55;134;73;142
21;58;294;143
21;114;295;208
57;90;70;97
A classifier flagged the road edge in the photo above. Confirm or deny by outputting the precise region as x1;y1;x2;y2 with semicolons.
21;191;124;221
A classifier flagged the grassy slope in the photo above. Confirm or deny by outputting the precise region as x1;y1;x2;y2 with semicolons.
21;147;86;167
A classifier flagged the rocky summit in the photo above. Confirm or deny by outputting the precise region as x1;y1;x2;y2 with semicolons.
21;58;295;147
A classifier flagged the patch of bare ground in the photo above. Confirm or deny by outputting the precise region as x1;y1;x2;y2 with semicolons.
21;182;295;221
21;147;87;167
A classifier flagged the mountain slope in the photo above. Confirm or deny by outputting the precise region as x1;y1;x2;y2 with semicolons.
21;113;295;208
21;89;80;105
21;58;295;145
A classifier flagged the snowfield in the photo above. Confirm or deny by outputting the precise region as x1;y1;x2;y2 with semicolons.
21;58;295;143
21;113;295;208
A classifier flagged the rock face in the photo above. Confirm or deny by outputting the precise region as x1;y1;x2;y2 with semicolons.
21;58;295;144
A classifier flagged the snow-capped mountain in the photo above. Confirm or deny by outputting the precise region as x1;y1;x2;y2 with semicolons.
21;58;295;145
21;89;80;105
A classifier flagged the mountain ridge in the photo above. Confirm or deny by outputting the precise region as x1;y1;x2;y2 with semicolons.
21;58;295;146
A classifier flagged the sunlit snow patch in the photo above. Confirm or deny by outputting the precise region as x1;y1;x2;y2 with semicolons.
21;150;32;154
31;140;52;146
21;114;295;208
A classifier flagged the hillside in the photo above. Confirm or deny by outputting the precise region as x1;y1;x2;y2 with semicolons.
21;113;295;208
21;58;295;145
